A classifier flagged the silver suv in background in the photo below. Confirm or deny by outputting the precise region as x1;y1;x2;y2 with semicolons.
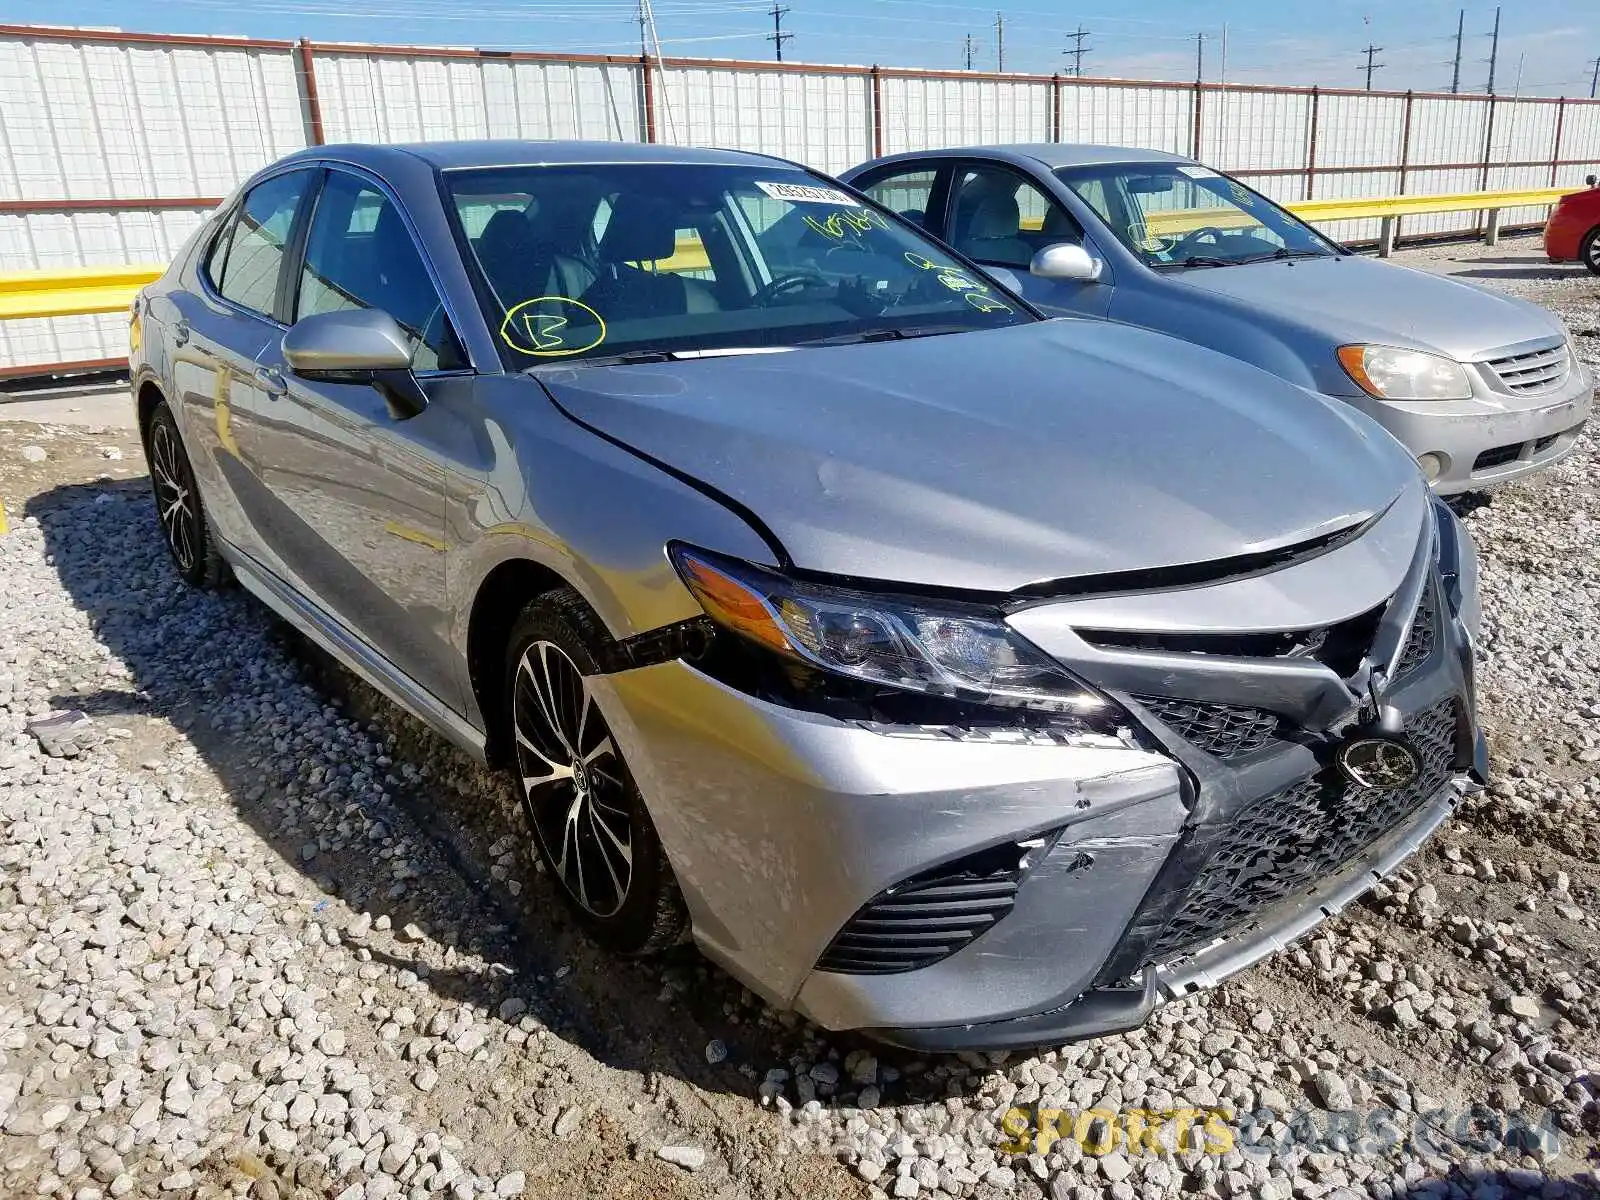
131;141;1484;1048
843;144;1592;495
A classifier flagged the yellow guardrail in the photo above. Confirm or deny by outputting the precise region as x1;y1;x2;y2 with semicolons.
0;186;1578;324
0;264;163;320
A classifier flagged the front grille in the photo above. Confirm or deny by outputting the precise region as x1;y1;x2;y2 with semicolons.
1392;579;1437;680
1140;698;1459;967
1134;695;1279;760
816;842;1028;975
1485;340;1570;394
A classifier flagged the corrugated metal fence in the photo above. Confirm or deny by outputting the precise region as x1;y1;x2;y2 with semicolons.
4;22;1600;375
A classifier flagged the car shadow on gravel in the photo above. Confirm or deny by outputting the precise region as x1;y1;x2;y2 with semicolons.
25;477;895;1106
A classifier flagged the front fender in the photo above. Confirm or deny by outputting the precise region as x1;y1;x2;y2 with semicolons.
447;374;779;671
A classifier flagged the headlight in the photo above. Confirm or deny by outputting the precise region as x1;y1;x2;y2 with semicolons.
1337;344;1472;401
670;544;1118;724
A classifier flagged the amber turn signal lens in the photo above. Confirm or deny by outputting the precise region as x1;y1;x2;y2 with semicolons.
675;553;793;655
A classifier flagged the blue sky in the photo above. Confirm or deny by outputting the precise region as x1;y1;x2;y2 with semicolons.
13;0;1600;95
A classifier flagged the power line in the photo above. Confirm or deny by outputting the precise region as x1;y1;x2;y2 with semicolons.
1449;8;1463;93
766;2;791;61
1360;43;1385;91
1484;4;1500;95
1063;25;1090;77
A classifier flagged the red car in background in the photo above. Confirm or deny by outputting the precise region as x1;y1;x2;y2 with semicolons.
1546;175;1600;274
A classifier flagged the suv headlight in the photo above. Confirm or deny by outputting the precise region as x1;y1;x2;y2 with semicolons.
670;544;1119;724
1337;344;1472;401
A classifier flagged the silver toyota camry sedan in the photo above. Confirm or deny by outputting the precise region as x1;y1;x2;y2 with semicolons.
130;140;1486;1049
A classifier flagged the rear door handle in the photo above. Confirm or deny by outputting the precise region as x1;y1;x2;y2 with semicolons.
172;320;190;347
254;366;287;397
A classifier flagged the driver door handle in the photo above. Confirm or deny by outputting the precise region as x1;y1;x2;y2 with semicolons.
254;366;287;397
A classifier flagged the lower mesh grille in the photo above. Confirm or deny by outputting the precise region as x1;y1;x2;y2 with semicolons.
1393;579;1438;680
816;843;1028;975
1133;695;1279;760
1141;698;1459;967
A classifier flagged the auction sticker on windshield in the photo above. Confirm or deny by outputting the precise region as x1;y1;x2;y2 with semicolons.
755;180;860;205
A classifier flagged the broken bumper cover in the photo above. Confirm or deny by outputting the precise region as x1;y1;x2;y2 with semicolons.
867;775;1467;1051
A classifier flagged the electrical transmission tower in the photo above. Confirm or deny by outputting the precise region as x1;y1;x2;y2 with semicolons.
1063;26;1090;77
1360;44;1385;91
767;4;791;62
964;33;974;70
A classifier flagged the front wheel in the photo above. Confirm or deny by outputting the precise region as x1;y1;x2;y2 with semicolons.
1581;226;1600;276
145;400;227;587
503;590;687;955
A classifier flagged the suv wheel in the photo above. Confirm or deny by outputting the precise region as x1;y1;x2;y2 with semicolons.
503;590;688;954
146;400;227;587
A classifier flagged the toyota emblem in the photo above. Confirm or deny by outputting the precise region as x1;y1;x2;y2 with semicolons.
1336;735;1423;789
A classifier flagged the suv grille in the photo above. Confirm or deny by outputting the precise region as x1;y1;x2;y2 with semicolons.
1393;579;1437;680
816;843;1028;975
1133;695;1279;760
1485;341;1570;394
1142;698;1458;967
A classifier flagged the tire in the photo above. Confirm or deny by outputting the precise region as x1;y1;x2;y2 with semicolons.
502;588;688;955
1582;226;1600;276
145;399;228;588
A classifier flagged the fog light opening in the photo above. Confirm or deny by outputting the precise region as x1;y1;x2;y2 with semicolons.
1416;452;1447;482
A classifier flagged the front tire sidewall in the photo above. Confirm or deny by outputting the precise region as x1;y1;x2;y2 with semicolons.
1582;227;1600;276
502;595;683;956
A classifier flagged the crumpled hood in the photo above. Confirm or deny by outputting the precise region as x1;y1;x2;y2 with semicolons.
537;319;1421;593
1173;254;1562;359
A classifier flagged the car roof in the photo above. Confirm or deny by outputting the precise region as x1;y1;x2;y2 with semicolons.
278;139;795;173
862;143;1194;170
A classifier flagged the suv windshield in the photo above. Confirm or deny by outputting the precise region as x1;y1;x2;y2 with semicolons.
1055;162;1338;269
444;163;1032;366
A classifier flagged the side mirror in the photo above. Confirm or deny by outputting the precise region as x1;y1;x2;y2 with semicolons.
282;309;427;419
1588;174;1598;188
1030;243;1104;283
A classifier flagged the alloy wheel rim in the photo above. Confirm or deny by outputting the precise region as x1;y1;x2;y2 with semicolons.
150;422;198;572
512;640;633;918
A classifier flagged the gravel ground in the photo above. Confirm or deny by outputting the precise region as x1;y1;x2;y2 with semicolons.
1;235;1598;1200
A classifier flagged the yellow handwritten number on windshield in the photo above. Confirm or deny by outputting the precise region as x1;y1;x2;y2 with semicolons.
499;297;607;357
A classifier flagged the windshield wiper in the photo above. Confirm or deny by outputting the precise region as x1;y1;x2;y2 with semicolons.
1238;247;1333;264
797;324;971;347
1172;255;1234;269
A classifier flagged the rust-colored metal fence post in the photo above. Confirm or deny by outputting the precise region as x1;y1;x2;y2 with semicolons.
1395;90;1414;247
641;54;657;143
1550;97;1566;186
1191;80;1203;160
297;38;325;145
1303;86;1320;201
870;65;884;157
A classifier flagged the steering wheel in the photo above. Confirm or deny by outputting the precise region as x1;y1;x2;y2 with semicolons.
1173;226;1229;258
750;271;829;306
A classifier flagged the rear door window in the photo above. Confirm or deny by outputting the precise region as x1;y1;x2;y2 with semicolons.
213;170;313;319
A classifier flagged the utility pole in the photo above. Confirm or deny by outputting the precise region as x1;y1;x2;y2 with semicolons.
995;12;1005;72
1450;9;1463;93
1360;44;1385;91
1063;25;1090;77
1590;56;1599;99
636;0;648;56
767;3;791;62
964;33;974;71
1193;31;1207;82
1485;5;1501;94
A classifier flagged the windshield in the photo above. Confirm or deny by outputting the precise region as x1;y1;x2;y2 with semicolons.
1055;162;1338;269
443;163;1033;366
